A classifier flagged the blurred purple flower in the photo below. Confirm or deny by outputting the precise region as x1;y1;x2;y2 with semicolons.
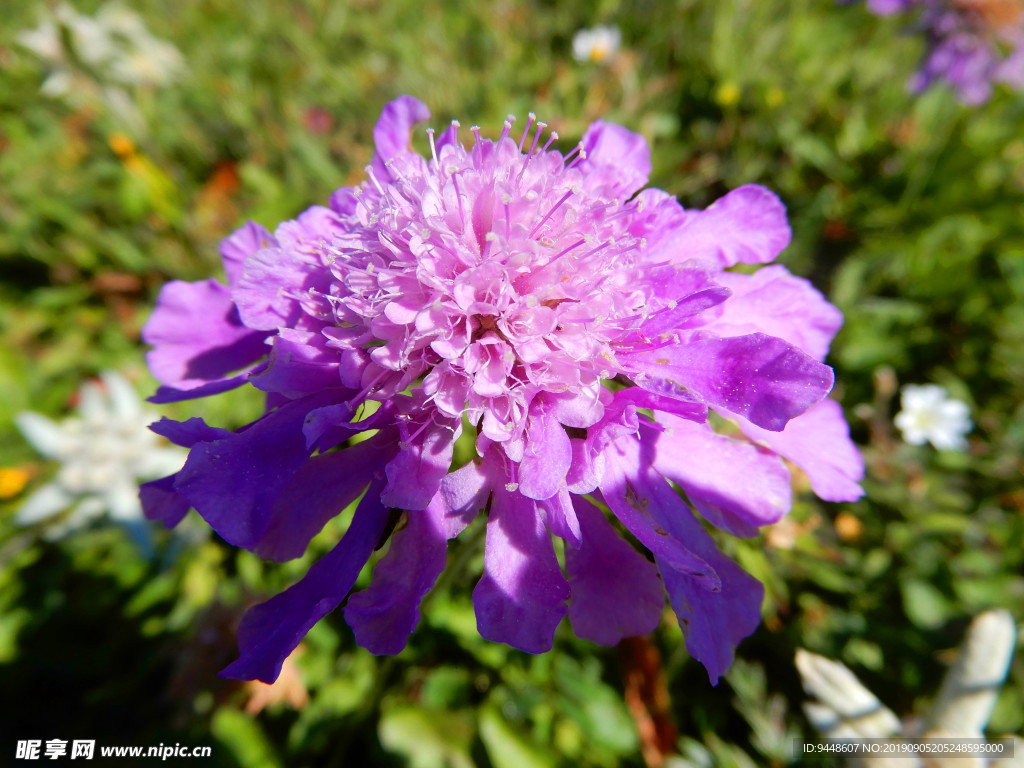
862;0;1024;104
141;97;863;683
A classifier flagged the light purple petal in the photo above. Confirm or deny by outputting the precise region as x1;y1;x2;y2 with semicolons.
372;95;431;182
219;221;276;289
651;415;792;536
234;248;312;332
519;402;572;500
737;399;864;503
381;419;456;510
620;332;834;432
671;185;791;268
473;487;569;654
600;442;721;588
703;266;843;361
538;487;581;546
601;436;763;681
578;120;651;197
611;386;708;424
658;542;764;685
566;437;603;494
221;480;389;683
438;459;493;538
143;279;268;396
566;498;664;645
345;495;448;654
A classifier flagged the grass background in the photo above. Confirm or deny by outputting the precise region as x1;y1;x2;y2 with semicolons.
0;1;1022;766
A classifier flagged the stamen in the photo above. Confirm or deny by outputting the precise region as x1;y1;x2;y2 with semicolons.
566;148;587;169
563;142;584;164
365;166;386;196
518;112;536;151
470;125;482;145
505;461;519;493
400;417;434;449
426;128;438;164
541;131;559;152
451;119;461;147
498;116;515;144
529;186;578;238
451;172;466;231
527;122;546;155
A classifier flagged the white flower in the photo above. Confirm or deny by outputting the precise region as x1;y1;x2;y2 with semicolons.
16;2;183;103
15;371;185;535
894;384;972;451
571;26;621;64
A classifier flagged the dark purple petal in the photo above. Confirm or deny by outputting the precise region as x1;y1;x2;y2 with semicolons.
302;400;396;454
219;221;276;289
704;266;843;361
371;95;431;183
737;399;864;503
566;498;663;645
173;392;340;550
149;377;266;404
221;480;390;683
250;329;345;398
256;438;395;562
143;279;269;397
621;333;834;432
519;402;572;500
473;487;569;654
673;185;791;268
651;416;791;536
381;419;457;510
139;475;190;528
345;495;448;654
149;416;232;447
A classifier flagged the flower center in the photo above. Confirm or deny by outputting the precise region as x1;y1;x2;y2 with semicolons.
323;114;660;440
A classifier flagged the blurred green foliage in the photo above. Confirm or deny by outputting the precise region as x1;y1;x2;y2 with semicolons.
1;1;1021;766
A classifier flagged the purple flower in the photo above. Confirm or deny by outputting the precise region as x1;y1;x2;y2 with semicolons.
141;97;863;684
862;0;1024;104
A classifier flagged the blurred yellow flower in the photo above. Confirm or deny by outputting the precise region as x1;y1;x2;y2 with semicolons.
716;82;741;107
0;467;31;499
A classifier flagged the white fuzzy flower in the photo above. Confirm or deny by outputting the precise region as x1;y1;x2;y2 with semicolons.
572;26;621;64
15;371;185;535
894;384;972;451
16;2;183;103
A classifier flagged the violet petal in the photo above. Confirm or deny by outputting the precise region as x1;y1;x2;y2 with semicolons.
473;487;569;654
221;480;389;683
566;497;664;645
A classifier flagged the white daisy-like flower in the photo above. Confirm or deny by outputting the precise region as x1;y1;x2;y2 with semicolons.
571;25;622;64
894;384;973;451
15;371;186;535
